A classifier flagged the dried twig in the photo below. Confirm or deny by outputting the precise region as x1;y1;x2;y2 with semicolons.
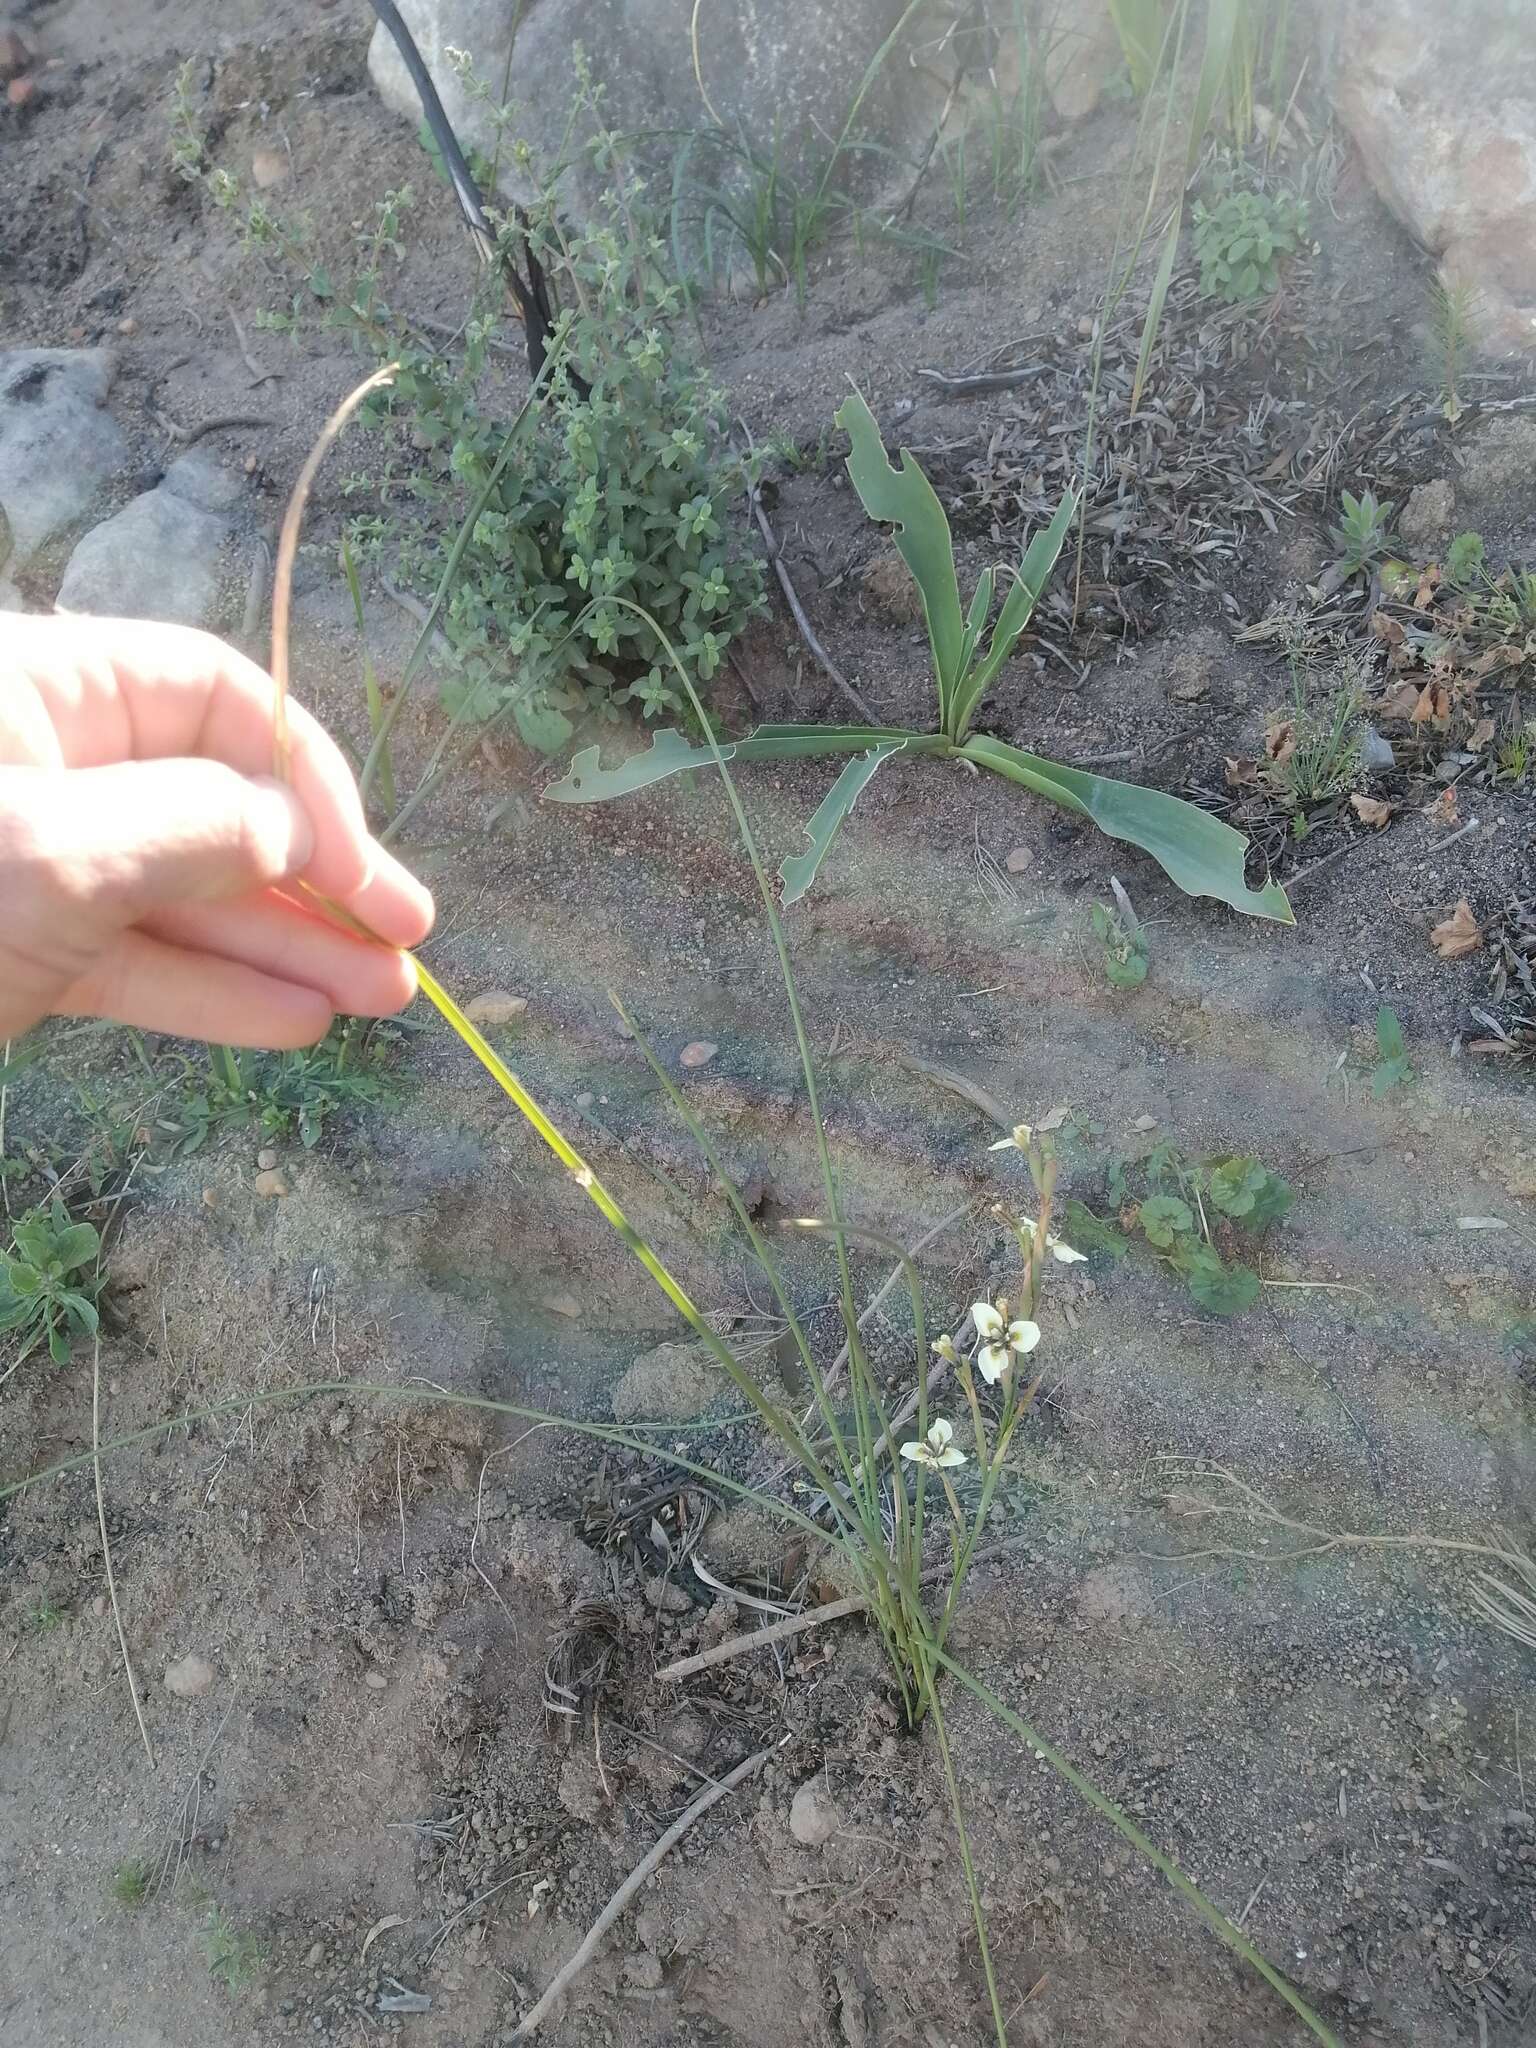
93;1333;156;1770
228;305;282;387
738;422;875;722
1148;1461;1528;1571
513;1739;782;2036
655;1538;1029;1683
153;410;273;448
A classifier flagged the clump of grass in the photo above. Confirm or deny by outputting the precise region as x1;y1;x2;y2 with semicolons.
199;1907;265;1997
27;1597;67;1635
111;1859;153;1908
156;1020;403;1158
1264;671;1365;812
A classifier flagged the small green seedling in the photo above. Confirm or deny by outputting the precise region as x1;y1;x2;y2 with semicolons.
1445;529;1487;590
0;1198;102;1366
1075;1141;1293;1316
160;1022;401;1157
111;1859;153;1907
1371;1006;1415;1098
27;1597;67;1635
1091;900;1149;987
1329;490;1396;581
1191;186;1307;304
549;394;1292;923
199;1908;265;1997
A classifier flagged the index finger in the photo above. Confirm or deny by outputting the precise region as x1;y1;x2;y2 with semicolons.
10;614;433;946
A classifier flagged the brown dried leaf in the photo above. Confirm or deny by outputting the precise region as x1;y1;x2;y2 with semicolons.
1371;610;1406;647
1430;900;1482;960
1350;794;1396;828
1377;680;1422;721
1468;717;1497;751
1414;565;1441;609
1264;719;1295;766
1467;1038;1519;1055
1411;680;1450;727
1425;787;1460;827
1224;756;1259;788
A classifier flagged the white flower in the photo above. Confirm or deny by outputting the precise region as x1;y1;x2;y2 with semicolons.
989;1122;1032;1152
930;1333;960;1365
971;1299;1041;1383
899;1419;967;1470
1021;1216;1086;1264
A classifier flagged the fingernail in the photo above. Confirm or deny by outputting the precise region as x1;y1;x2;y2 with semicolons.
249;776;316;877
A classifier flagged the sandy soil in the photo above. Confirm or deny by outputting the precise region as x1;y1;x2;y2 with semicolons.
3;4;1536;2046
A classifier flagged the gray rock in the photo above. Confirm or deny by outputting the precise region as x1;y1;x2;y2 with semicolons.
788;1779;839;1847
164;1652;216;1699
368;0;937;231
1044;0;1123;121
611;1339;717;1424
1398;478;1455;549
1324;0;1536;352
1457;415;1536;503
55;450;245;626
1359;726;1397;773
0;349;128;585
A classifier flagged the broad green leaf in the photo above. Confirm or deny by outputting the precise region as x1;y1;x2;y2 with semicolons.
514;695;575;756
544;724;926;803
51;1223;100;1273
1375;1006;1405;1062
835;391;964;726
48;1317;70;1365
60;1292;99;1335
779;744;906;906
5;1261;42;1298
959;734;1293;924
1059;1200;1130;1261
950;488;1079;738
1244;1171;1294;1231
957;567;995;683
1207;1155;1266;1218
1182;1246;1261;1316
1138;1193;1193;1247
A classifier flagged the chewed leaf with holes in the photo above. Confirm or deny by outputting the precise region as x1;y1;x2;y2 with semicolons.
779;743;908;904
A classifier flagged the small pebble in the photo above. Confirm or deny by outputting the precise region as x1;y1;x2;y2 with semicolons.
575;1091;594;1108
679;1040;718;1070
464;990;527;1027
201;1187;217;1209
1131;1114;1158;1132
364;1670;388;1691
7;73;35;106
1004;846;1033;874
542;1292;581;1319
250;145;290;189
115;316;136;337
256;1147;278;1171
305;1942;325;1969
0;28;33;79
164;1652;215;1699
253;1167;290;1198
91;1595;107;1619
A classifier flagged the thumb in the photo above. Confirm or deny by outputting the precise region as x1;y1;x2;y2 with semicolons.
9;758;317;924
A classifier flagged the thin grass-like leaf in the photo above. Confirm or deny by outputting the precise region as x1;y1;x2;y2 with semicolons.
948;488;1079;737
1130;204;1181;415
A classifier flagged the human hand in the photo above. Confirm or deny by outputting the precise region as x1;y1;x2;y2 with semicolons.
0;615;434;1048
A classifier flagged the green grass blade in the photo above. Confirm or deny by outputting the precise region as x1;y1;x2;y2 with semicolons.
779;743;906;905
836;390;964;725
1130;204;1182;415
960;734;1293;922
926;1643;1345;2047
950;487;1078;738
